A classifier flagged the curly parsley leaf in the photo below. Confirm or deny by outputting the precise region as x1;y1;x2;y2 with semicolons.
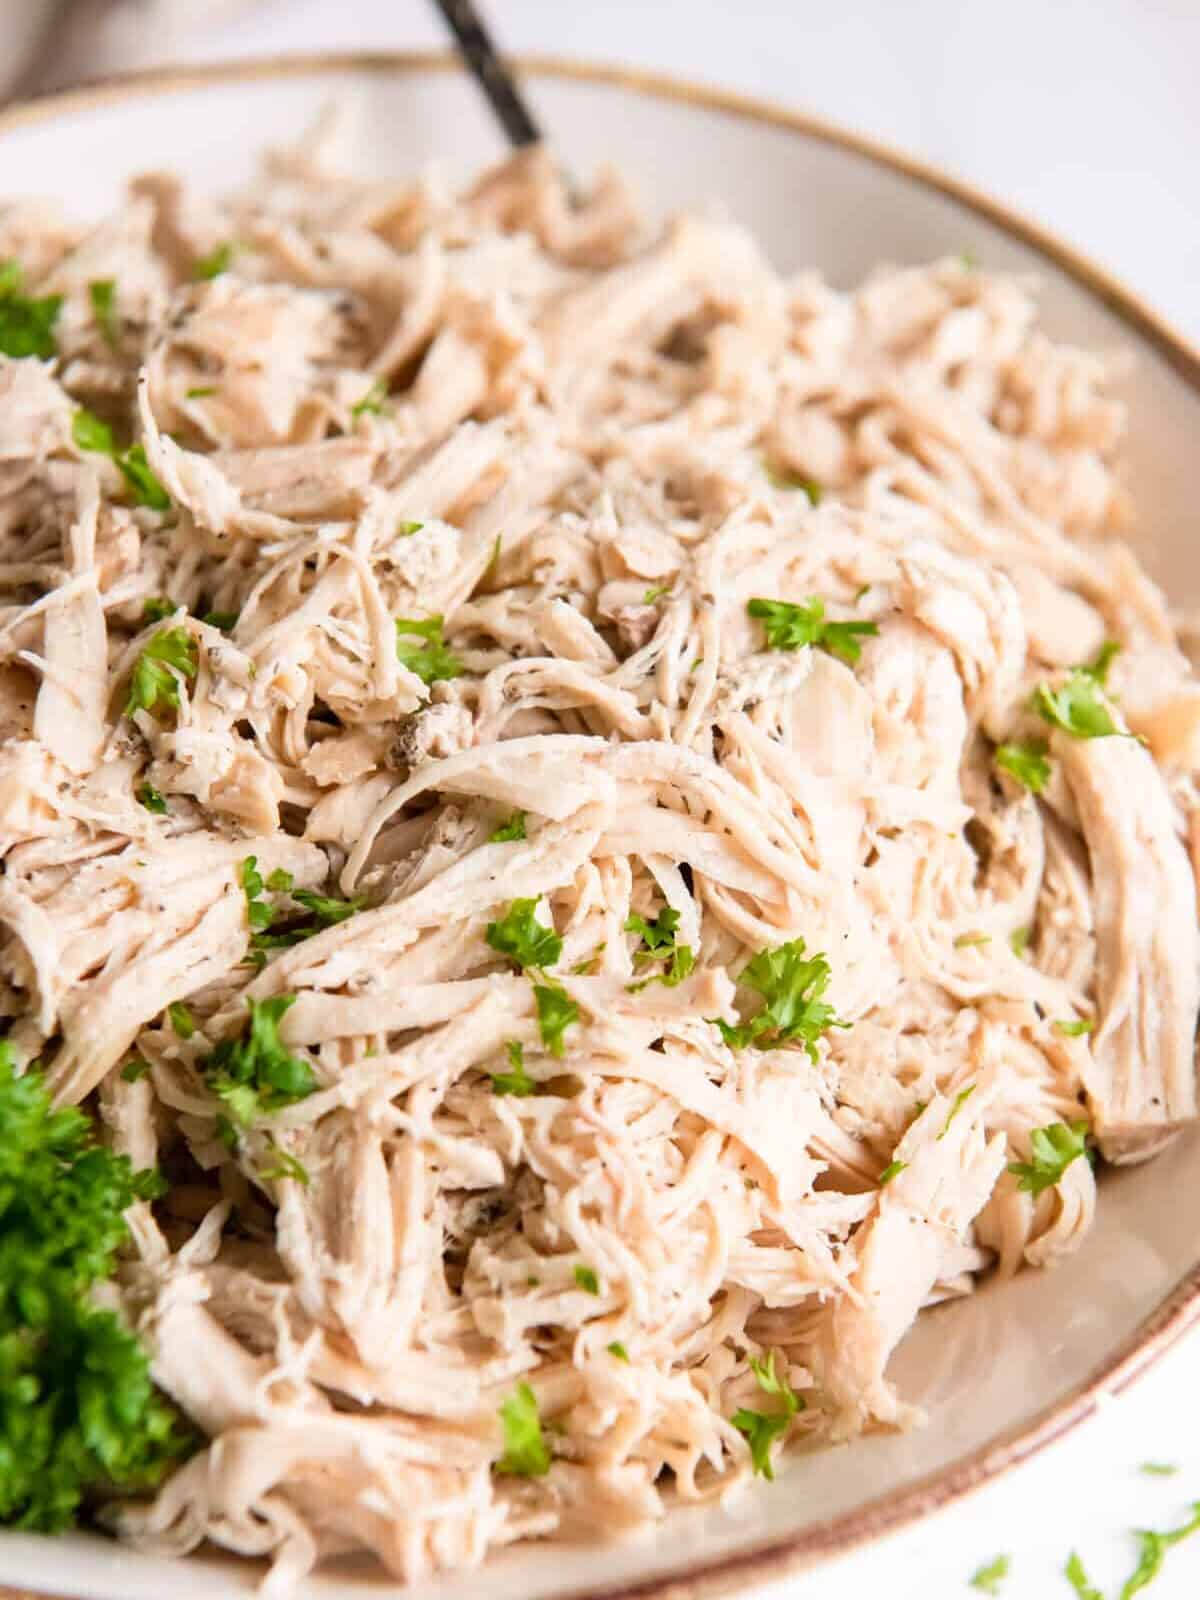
126;627;198;718
291;889;364;927
88;279;118;347
1032;671;1122;740
72;408;115;455
394;614;463;685
0;1048;188;1531
136;782;167;815
1008;1120;1090;1198
713;937;846;1060
495;1382;550;1477
486;899;562;971
490;811;528;843
995;738;1051;794
202;995;315;1124
625;906;695;990
748;595;878;666
0;260;61;359
191;241;235;281
533;981;579;1059
968;1554;1010;1594
491;1040;536;1098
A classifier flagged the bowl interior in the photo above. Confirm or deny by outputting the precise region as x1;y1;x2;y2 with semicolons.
0;56;1198;1600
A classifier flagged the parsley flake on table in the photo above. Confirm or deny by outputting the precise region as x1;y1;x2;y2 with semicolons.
968;1553;1010;1593
1007;1120;1090;1197
1118;1502;1200;1598
1064;1551;1102;1600
486;899;563;970
394;614;463;685
0;259;61;359
748;595;879;666
126;627;197;718
0;1045;188;1531
490;811;527;843
491;1040;536;1098
494;1382;550;1477
1139;1462;1179;1477
712;937;847;1060
995;737;1052;793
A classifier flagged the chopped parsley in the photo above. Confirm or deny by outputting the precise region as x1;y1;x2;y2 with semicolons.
394;615;463;685
142;596;177;624
0;259;61;359
88;278;118;347
120;1058;150;1083
265;868;292;893
350;377;390;417
625;906;695;990
713;937;846;1060
573;1265;600;1295
185;386;216;400
495;1382;550;1477
1010;926;1031;960
0;1045;188;1531
202;995;315;1125
200;610;238;632
731;1351;802;1480
1140;1463;1179;1477
607;1341;630;1362
1064;1552;1102;1600
954;933;991;949
763;460;822;503
643;585;671;604
938;1084;976;1140
240;856;273;934
1054;1018;1095;1038
995;738;1052;794
1007;1120;1090;1198
491;1040;536;1097
878;1159;907;1187
533;981;579;1058
486;899;562;970
136;782;167;815
1118;1503;1200;1598
191;241;235;281
490;811;527;843
748;595;878;666
968;1554;1010;1594
1083;639;1121;686
1032;670;1122;740
291;889;364;927
72;408;171;511
126;627;197;718
166;1002;194;1040
259;1144;309;1186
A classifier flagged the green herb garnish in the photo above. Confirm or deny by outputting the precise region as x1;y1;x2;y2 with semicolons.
968;1554;1010;1594
88;279;118;347
191;241;235;281
573;1265;600;1295
731;1351;802;1481
748;595;878;667
533;982;579;1059
712;937;846;1060
490;812;527;843
495;1382;550;1477
763;461;822;503
1118;1503;1200;1598
350;377;390;417
0;260;61;359
607;1341;630;1362
1007;1121;1089;1197
1054;1019;1095;1038
1032;671;1121;740
1064;1551;1102;1600
486;899;562;970
995;738;1051;794
938;1085;976;1140
259;1145;309;1186
125;628;197;718
166;1002;194;1040
491;1040;536;1097
73;409;170;511
136;782;167;815
878;1159;907;1187
1010;926;1031;959
394;615;463;685
625;906;695;990
202;995;315;1124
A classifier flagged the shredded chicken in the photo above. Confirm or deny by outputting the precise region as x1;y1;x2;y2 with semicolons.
2;118;1197;1590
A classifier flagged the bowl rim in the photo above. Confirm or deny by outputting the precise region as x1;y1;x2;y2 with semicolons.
1;48;1199;1600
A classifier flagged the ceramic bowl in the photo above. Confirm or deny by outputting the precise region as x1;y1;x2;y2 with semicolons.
0;52;1198;1600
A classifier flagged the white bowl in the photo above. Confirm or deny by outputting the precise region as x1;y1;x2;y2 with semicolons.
1;52;1198;1600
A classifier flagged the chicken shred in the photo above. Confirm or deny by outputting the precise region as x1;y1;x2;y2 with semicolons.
0;120;1196;1589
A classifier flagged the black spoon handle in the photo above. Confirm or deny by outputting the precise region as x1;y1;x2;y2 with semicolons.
432;0;542;148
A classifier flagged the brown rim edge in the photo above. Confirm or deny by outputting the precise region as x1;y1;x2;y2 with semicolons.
0;48;1198;1600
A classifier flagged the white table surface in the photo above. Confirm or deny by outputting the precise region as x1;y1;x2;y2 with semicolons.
64;3;1200;1595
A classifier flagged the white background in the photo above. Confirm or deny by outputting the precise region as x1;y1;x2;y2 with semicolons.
49;2;1200;1595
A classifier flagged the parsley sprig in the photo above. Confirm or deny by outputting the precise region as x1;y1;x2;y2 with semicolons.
731;1351;803;1480
240;858;363;964
486;900;563;971
713;937;847;1060
748;595;879;666
125;627;197;718
394;615;463;685
532;982;579;1058
491;1040;535;1097
0;1044;188;1531
72;409;171;511
625;906;696;991
201;995;315;1127
1007;1120;1089;1197
0;259;61;359
995;738;1051;794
